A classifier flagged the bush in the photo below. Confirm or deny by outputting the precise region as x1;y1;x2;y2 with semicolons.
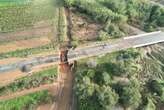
113;80;141;109
98;30;109;40
140;96;156;110
104;22;125;38
97;86;119;110
97;0;127;15
148;79;164;102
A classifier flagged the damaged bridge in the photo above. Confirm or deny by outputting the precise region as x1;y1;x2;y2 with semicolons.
0;31;164;73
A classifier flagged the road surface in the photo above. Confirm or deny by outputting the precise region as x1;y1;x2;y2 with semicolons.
0;31;164;73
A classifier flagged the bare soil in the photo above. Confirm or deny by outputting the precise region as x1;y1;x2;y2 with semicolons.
124;24;145;36
0;25;52;43
71;11;102;41
37;104;52;110
0;70;25;87
0;37;51;53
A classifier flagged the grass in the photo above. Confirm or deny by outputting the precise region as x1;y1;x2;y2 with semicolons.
0;43;55;59
0;0;31;7
0;90;54;110
0;66;57;96
58;7;67;43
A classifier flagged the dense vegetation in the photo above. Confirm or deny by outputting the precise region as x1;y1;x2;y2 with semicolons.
0;0;55;33
74;49;164;110
0;90;54;110
0;43;55;59
0;66;57;96
64;0;164;39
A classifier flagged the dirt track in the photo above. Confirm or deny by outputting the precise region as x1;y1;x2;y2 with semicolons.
53;63;73;110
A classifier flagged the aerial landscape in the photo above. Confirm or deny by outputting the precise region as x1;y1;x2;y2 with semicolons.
0;0;164;110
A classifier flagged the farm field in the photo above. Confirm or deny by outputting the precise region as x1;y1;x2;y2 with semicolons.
0;90;55;110
0;0;164;110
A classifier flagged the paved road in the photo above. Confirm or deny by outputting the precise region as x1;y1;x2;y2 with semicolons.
0;32;164;73
68;31;164;61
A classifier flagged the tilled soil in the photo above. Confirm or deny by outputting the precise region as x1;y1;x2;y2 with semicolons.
0;37;51;53
71;11;102;41
0;26;52;43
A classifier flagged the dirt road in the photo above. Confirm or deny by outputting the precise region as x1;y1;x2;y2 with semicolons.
53;63;73;110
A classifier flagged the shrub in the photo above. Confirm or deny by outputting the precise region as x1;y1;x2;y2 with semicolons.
148;79;164;102
97;86;119;110
114;80;141;109
104;22;125;38
97;0;127;15
98;30;109;40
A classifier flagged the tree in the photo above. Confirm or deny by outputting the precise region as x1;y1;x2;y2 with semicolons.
86;69;96;79
97;85;118;110
148;79;164;102
141;97;156;110
75;76;95;100
114;80;141;109
64;0;75;6
149;5;162;25
98;30;109;41
104;22;125;38
98;0;127;15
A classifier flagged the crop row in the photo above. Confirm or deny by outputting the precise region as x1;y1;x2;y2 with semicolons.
0;66;57;96
0;90;54;110
0;43;55;59
0;0;55;33
58;7;67;43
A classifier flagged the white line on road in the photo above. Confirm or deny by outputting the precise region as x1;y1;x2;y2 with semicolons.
124;31;161;40
133;39;164;48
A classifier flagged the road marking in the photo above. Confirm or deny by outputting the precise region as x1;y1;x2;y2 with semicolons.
133;39;164;48
124;31;161;40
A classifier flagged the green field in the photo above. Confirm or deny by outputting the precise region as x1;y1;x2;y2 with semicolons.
0;66;57;96
0;90;54;110
0;0;31;6
0;43;55;59
0;0;56;33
